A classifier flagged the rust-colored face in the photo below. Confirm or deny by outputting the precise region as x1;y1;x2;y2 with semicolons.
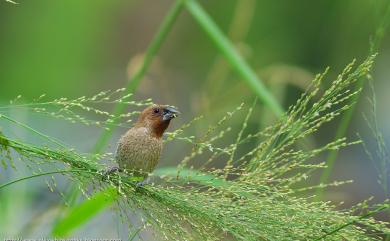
136;104;179;138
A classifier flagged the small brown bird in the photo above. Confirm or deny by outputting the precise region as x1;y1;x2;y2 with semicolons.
114;104;179;180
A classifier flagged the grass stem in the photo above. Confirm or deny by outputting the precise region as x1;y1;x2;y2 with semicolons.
92;0;185;154
185;0;284;116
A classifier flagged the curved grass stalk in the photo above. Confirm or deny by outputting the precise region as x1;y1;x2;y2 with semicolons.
185;0;284;116
0;114;68;150
0;169;98;190
314;204;390;241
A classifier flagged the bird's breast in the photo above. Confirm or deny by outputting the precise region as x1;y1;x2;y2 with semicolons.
115;127;163;175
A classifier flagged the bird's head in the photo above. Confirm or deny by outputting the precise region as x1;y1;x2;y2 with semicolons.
135;104;179;138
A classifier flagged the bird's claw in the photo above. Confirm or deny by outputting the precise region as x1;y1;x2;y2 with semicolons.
136;180;147;188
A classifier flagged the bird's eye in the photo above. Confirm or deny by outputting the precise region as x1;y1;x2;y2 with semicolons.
153;108;160;114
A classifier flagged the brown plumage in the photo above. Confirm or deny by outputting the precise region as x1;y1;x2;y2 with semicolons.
115;104;179;179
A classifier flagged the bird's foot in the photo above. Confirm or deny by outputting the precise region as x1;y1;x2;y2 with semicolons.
135;179;149;189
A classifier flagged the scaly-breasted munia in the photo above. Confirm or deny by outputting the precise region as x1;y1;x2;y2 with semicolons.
114;104;179;179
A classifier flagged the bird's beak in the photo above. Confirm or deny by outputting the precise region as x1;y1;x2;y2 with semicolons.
162;106;180;121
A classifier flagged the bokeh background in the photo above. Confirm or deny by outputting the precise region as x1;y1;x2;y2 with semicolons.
0;0;390;238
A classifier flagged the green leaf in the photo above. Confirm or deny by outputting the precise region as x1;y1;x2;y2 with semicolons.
52;187;118;237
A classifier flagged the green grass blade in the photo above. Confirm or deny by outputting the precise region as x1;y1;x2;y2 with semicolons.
52;187;118;237
185;0;283;116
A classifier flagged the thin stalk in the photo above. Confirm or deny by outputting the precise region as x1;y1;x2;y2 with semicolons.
0;114;68;150
5;0;18;4
0;169;98;190
92;0;185;154
129;227;144;241
203;0;256;101
314;204;390;241
185;0;283;116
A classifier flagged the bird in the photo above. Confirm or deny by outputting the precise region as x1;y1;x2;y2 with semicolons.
112;104;179;181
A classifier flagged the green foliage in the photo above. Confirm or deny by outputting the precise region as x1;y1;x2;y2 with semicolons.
52;187;118;237
1;56;390;240
0;0;389;240
51;167;227;238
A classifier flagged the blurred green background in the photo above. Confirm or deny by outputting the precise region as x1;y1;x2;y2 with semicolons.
0;0;390;238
